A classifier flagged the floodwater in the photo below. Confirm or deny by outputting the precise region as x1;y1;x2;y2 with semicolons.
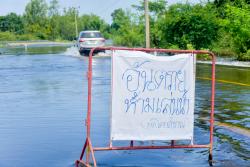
0;46;249;167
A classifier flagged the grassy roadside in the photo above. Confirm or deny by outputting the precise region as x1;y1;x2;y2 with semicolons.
0;40;73;55
0;40;73;47
1;40;250;61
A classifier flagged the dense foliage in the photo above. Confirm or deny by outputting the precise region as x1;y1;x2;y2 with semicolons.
0;0;249;60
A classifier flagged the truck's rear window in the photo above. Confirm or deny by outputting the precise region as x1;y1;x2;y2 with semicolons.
80;32;103;38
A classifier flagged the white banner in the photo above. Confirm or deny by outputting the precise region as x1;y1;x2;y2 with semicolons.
111;50;195;141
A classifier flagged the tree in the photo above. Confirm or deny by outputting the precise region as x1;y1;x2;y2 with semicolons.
111;9;130;30
132;0;167;18
78;14;110;38
220;4;250;54
23;0;49;39
155;4;219;49
0;13;24;34
213;0;250;58
48;0;59;17
56;7;76;40
48;0;60;40
110;8;144;47
131;0;167;47
24;0;48;25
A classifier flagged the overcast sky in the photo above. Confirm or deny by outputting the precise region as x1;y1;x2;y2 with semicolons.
0;0;200;23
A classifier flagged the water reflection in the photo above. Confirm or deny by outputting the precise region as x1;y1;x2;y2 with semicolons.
196;64;250;164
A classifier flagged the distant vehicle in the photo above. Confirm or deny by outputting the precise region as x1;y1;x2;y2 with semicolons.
77;30;105;55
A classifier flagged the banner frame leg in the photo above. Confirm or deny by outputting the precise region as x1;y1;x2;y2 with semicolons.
208;152;213;166
76;137;97;167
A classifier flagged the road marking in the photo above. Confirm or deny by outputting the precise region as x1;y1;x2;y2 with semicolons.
198;118;250;137
197;77;250;87
216;122;250;138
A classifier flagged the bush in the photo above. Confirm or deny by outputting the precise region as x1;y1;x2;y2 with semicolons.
197;54;211;61
167;44;179;49
16;34;38;40
210;31;237;57
237;50;250;61
0;31;16;41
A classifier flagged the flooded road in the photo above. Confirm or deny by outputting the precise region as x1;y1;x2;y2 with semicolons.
0;47;249;167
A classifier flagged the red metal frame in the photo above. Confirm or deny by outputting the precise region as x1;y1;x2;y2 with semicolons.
75;47;216;167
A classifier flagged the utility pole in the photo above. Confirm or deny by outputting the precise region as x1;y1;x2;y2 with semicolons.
144;0;150;48
74;7;79;38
